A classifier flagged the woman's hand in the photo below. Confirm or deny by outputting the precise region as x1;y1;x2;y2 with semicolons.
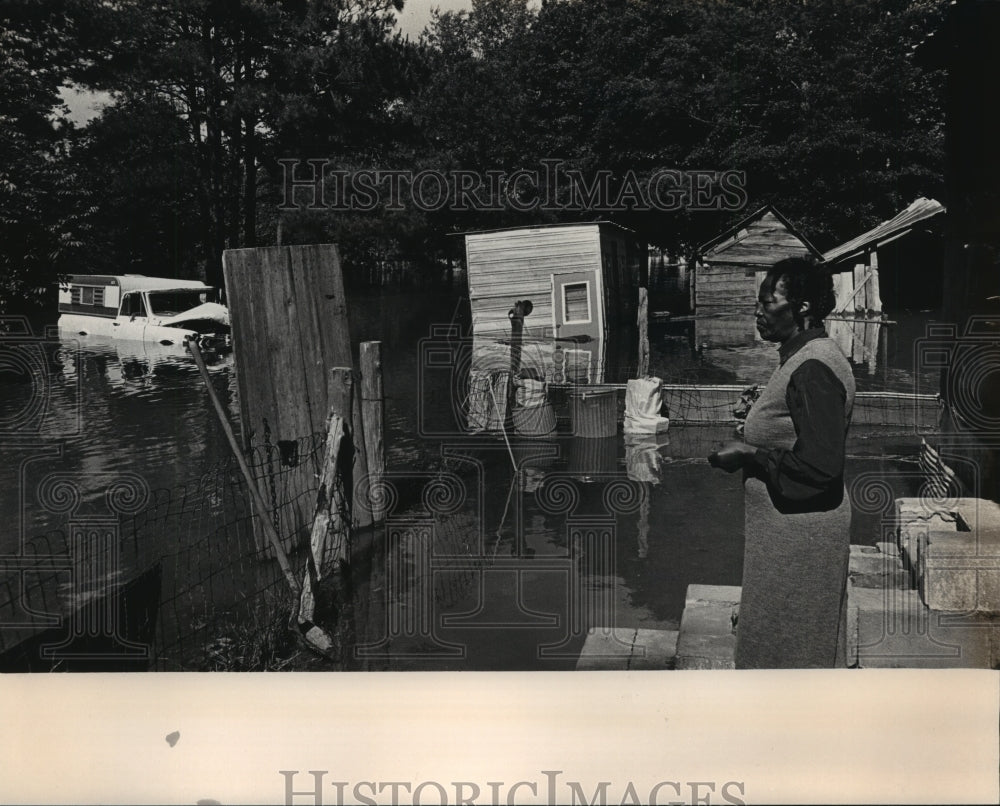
708;441;756;472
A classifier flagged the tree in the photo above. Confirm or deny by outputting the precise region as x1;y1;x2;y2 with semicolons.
0;1;88;314
74;0;408;287
69;95;204;278
412;0;947;252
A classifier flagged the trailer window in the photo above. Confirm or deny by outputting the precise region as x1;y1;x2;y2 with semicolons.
562;282;591;324
71;286;105;306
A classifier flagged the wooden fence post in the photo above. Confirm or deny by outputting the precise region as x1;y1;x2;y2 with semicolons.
360;341;386;523
637;287;650;378
351;373;371;529
328;367;372;529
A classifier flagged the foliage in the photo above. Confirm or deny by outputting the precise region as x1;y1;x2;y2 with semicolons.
414;0;946;252
70;95;204;278
0;0;949;312
0;2;88;314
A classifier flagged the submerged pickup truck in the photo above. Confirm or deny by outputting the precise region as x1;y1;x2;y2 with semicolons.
57;274;230;351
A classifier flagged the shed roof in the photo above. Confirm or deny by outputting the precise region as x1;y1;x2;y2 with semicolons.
821;197;946;266
699;204;821;264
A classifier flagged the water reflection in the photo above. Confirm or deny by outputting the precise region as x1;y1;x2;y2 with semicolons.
0;292;933;670
352;427;748;670
0;332;236;552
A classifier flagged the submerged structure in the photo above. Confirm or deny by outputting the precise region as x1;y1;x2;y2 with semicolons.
463;222;648;385
694;205;820;347
58;274;230;350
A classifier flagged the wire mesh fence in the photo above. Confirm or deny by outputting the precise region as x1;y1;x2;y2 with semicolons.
0;431;342;671
1;377;943;672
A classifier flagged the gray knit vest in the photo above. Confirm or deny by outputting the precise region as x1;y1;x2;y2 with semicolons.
744;336;855;452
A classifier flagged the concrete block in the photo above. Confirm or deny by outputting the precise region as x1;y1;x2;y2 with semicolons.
575;627;680;670
898;515;954;580
851;569;912;590
849;547;910;590
847;580;993;668
849;547;904;576
630;629;680;670
990;626;1000;669
895;498;959;528
876;541;900;557
685;584;742;605
675;605;736;669
921;530;1000;612
675;585;740;670
575;627;636;670
954;498;1000;537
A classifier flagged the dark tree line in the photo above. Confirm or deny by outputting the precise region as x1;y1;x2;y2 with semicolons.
0;0;946;313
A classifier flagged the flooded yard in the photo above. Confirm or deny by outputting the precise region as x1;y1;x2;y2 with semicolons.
0;288;934;670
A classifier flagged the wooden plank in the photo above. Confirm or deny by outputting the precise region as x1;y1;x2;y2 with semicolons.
327;367;369;529
869;250;883;311
224;244;350;443
865;318;879;375
637;287;649;377
288;246;333;450
264;249;313;443
224;250;274;449
328;367;354;423
350;368;371;529
834;269;853;314
853;263;867;311
851;314;865;364
834;266;875;314
308;412;348;577
841;315;855;361
826;316;842;353
223;244;353;558
833;310;851;360
297;409;348;657
360;341;386;523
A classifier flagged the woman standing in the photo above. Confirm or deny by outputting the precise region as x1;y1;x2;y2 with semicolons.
708;257;855;668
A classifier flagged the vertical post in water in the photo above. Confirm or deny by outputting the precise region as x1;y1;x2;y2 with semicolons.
360;341;386;523
881;316;889;386
637;287;650;378
507;299;532;417
328;367;371;529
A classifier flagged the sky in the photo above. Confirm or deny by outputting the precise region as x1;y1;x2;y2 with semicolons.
395;0;473;38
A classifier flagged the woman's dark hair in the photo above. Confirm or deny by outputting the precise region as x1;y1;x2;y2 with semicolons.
763;256;837;326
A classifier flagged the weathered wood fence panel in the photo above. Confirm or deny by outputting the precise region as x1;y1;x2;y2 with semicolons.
223;244;352;448
828;252;886;374
223;244;354;549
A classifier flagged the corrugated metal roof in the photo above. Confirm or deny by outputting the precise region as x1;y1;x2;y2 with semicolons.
821;197;946;265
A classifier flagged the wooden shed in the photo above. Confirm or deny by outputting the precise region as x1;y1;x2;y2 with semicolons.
463;222;647;385
694;206;821;346
821;196;946;371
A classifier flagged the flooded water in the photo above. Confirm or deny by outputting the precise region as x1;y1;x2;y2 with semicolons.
0;291;932;670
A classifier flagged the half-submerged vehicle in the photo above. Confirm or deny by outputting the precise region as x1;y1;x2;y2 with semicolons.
57;274;230;350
